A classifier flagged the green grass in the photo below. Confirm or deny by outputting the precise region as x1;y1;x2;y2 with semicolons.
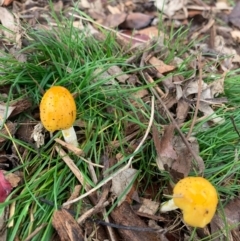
0;8;239;241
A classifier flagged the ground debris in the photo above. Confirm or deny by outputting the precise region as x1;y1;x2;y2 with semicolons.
52;209;84;241
110;201;162;241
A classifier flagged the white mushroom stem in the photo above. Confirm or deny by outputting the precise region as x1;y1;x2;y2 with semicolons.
160;199;179;212
62;126;78;147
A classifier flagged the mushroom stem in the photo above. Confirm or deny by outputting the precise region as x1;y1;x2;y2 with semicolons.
62;126;78;147
160;199;178;212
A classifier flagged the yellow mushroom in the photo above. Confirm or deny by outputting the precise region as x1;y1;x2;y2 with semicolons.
40;86;78;147
160;177;218;228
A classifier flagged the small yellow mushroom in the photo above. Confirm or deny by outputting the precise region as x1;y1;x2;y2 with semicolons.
160;177;218;228
40;86;78;147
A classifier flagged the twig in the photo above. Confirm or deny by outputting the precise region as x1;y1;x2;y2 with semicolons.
55;146;91;191
78;201;110;224
62;96;155;207
55;138;85;156
24;223;47;241
55;138;103;168
144;72;165;98
187;53;202;139
230;116;240;138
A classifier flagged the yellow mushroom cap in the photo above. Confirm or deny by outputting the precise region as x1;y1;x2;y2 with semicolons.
40;86;76;132
173;177;218;228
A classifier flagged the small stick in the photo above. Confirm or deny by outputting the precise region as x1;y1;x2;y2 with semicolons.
55;138;103;168
230;116;240;138
62;97;155;207
77;201;110;224
55;138;85;156
55;146;91;191
144;72;165;98
24;223;47;241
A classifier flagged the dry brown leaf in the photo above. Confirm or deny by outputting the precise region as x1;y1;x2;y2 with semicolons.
208;75;225;97
176;98;189;124
0;7;17;41
53;0;63;12
155;0;187;17
171;136;201;178
148;56;175;74
228;2;240;29
0;121;17;143
211;197;240;240
153;124;204;177
107;5;121;14
111;168;137;206
119;13;154;30
107;65;130;83
215;35;240;63
138;198;159;215
231;30;240;43
100;13;127;28
137;26;165;39
2;0;13;6
199;103;225;124
5;172;21;188
0;104;15;126
152;124;177;171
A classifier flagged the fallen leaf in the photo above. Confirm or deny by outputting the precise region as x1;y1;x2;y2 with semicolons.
148;56;175;74
154;0;187;17
138;198;159;215
215;35;240;63
199;102;225;124
0;7;17;41
137;26;165;39
171;136;201;178
231;30;240;42
211;197;240;240
152;124;177;171
0;121;17;143
107;5;121;14
216;0;229;9
5;172;21;188
107;65;130;83
119;13;154;29
100;13;127;28
176;98;189;124
153;124;204;177
0;104;15;127
31;123;45;148
228;2;240;29
111;168;138;206
0;170;12;202
3;0;13;6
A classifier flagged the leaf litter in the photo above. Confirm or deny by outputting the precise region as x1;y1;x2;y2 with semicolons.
0;0;239;240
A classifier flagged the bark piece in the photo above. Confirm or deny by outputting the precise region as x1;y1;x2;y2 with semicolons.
52;209;84;241
111;201;161;241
